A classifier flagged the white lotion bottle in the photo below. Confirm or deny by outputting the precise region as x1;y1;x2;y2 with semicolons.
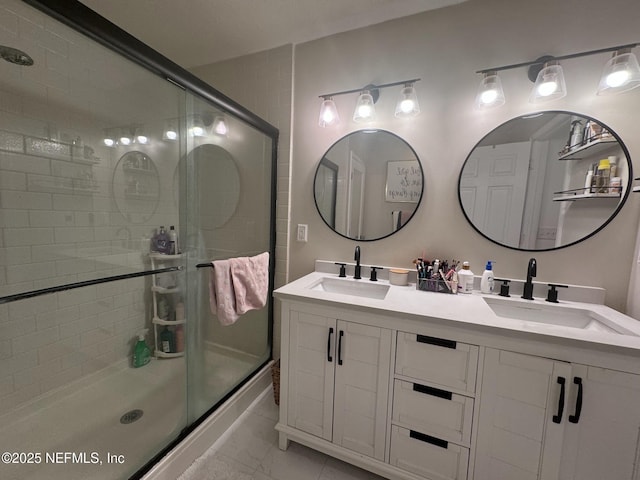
480;261;495;294
458;261;474;294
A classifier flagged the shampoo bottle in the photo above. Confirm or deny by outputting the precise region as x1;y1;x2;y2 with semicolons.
458;262;474;294
160;326;175;354
168;225;178;255
133;329;151;368
480;261;495;294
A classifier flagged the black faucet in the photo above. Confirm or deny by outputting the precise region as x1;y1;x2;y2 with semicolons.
354;246;361;279
522;258;537;300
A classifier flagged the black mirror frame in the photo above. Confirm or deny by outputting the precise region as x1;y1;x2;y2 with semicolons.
457;110;633;251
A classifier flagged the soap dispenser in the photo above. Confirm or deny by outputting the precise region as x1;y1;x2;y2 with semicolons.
133;329;151;368
480;261;495;294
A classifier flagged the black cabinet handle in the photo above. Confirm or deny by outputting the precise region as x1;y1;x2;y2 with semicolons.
416;334;456;349
409;430;448;449
412;383;453;401
552;376;566;424
568;377;583;424
338;330;344;365
327;327;334;362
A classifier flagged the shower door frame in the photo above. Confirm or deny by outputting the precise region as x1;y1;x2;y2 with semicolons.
22;1;278;478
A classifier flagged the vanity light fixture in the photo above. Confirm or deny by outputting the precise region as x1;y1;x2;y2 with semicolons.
353;90;377;123
163;119;178;141
317;78;420;127
134;126;149;145
395;82;421;118
475;71;505;109
212;115;229;136
103;129;116;147
476;42;640;108
189;115;206;137
597;48;640;95
529;60;567;103
318;96;340;127
118;128;133;146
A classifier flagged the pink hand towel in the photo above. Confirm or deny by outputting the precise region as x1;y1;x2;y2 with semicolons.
209;252;269;326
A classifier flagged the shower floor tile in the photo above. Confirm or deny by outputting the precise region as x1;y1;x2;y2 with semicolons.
177;387;386;480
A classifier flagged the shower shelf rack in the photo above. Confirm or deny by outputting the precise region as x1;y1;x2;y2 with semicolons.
149;253;185;358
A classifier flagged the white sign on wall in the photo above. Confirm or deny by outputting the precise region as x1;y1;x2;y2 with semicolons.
385;160;422;203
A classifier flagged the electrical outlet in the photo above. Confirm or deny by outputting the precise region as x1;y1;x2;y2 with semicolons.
296;224;308;242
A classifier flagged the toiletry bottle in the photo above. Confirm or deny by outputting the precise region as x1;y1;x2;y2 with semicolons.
458;261;474;294
168;225;179;255
584;168;593;194
597;159;611;193
160;326;175;354
608;155;618;177
480;261;495;294
154;226;169;254
175;325;184;353
133;329;151;367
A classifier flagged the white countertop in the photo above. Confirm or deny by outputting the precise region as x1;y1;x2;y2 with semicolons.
274;270;640;353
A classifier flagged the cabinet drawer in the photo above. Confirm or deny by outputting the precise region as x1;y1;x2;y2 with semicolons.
392;379;473;445
396;332;478;394
390;425;469;480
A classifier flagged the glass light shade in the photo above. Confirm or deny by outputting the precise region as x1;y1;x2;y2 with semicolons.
119;131;132;145
189;116;206;137
318;98;340;127
529;62;566;103
213;116;229;136
475;72;505;109
353;90;376;123
597;51;640;95
395;85;421;117
163;121;178;141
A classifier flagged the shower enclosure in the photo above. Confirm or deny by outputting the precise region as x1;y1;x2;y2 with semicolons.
0;1;276;478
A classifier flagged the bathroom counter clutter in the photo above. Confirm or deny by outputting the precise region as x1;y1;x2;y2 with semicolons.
275;263;640;480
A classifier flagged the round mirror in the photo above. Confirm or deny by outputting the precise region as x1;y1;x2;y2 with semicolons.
112;151;160;224
185;144;240;228
314;130;424;241
458;111;633;251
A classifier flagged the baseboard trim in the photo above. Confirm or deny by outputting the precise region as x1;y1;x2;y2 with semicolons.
143;361;273;479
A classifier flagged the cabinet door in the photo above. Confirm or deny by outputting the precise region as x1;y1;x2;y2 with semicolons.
287;310;336;441
332;320;392;461
475;349;571;480
559;365;640;480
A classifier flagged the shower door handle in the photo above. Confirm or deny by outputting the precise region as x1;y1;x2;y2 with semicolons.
327;327;334;362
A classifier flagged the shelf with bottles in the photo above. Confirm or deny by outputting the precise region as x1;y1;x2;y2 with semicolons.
553;186;621;202
558;136;619;160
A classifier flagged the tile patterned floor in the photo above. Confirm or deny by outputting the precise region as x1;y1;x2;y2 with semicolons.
177;387;387;480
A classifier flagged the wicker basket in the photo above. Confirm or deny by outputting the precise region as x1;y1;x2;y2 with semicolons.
271;359;280;406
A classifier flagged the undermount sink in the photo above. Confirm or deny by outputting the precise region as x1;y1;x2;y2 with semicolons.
483;297;632;335
309;277;390;300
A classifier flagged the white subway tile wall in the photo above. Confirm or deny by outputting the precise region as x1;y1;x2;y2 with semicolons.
0;0;179;415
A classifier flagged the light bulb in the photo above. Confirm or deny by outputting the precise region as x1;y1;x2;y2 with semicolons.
136;134;148;144
103;138;115;147
213;116;229;136
119;135;131;146
606;69;630;88
165;130;177;140
353;90;376;123
537;76;559;97
475;72;505;109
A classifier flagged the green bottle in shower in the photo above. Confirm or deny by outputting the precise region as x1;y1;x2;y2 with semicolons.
133;329;151;368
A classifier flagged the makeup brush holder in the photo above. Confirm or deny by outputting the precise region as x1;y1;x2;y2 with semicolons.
416;277;456;294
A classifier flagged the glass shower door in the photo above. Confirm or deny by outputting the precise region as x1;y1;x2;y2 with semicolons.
183;93;274;422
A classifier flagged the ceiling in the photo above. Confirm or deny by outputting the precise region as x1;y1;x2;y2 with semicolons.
79;0;467;68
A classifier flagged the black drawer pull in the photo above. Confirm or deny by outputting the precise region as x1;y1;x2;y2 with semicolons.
416;334;456;349
338;330;344;365
552;376;566;424
327;327;334;362
568;376;583;424
409;430;448;449
412;383;453;400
